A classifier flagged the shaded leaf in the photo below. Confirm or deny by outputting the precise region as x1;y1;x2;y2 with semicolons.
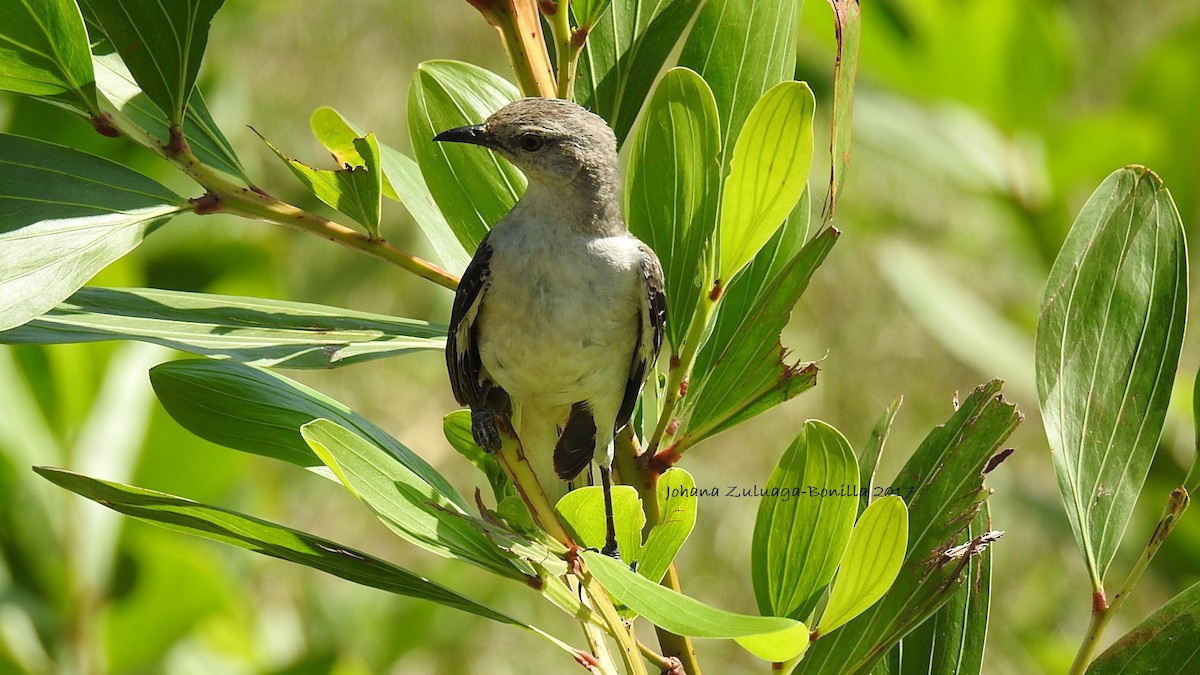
816;495;908;635
408;60;523;253
752;420;859;621
0;0;97;111
258;130;383;236
719;81;815;280
1036;167;1187;588
1089;579;1200;675
824;0;861;222
583;550;810;662
79;0;224;125
310;106;470;272
801;381;1019;674
0;287;444;368
300;419;521;579
625;67;720;351
639;467;697;584
575;0;703;144
570;0;616;29
0;133;182;331
148;359;468;511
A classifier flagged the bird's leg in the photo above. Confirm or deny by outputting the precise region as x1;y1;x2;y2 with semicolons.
470;406;508;452
599;466;620;559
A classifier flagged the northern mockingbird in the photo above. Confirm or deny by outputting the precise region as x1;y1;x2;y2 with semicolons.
435;98;666;557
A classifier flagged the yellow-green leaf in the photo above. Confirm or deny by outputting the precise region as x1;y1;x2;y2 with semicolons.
816;495;908;636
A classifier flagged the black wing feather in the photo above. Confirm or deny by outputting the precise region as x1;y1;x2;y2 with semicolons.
447;236;494;407
616;244;667;431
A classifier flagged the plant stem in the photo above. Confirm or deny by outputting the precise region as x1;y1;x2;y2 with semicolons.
472;0;557;97
647;290;720;458
582;571;651;675
1067;487;1190;675
545;0;583;100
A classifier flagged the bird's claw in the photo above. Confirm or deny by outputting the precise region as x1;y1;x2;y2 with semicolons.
471;408;505;452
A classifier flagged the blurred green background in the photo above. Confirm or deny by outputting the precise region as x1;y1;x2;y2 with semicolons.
2;0;1199;672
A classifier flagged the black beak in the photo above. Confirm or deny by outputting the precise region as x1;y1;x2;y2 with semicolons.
433;124;491;147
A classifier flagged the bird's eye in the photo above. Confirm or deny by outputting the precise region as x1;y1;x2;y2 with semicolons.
518;133;545;152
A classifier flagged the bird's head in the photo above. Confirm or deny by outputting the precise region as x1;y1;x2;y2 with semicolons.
433;98;618;189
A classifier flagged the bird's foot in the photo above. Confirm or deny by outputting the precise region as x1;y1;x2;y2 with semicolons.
601;540;621;561
471;407;507;452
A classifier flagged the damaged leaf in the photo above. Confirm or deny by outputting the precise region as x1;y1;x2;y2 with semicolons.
824;0;861;222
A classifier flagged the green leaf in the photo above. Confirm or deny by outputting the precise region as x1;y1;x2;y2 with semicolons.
443;410;512;503
310;106;470;271
859;398;902;518
800;381;1019;674
0;0;98;111
824;0;861;222
79;0;224;125
1036;166;1187;589
0;133;183;332
625;67;720;351
555;485;645;562
1088;579;1200;674
583;550;810;662
816;496;908;635
885;504;991;675
570;0;616;29
681;226;838;448
752;420;859;621
258;130;383;237
300;419;522;579
639;468;698;584
718;81;816;280
32;467;529;626
408;60;523;254
677;0;801;168
148;359;469;511
93;52;248;182
1190;368;1200;494
0;287;444;368
575;0;703;144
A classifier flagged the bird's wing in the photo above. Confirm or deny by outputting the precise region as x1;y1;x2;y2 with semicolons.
616;242;667;430
446;235;494;407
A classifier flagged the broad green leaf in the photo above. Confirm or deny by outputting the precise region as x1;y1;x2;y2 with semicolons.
258;130;383;237
0;133;183;332
93;52;248;181
310;106;470;271
584;550;809;661
625;67;720;350
555;485;644;562
148;359;468;511
575;0;703;144
1089;579;1200;674
639;467;698;584
816;496;908;635
824;0;861;222
300;419;521;579
859;398;902;517
408;60;523;253
443;410;513;503
801;381;1019;674
680;226;838;449
885;505;991;675
79;0;224;125
0;0;97;111
32;467;530;627
677;0;801;168
1037;167;1187;589
0;287;444;368
718;81;816;280
752;420;859;621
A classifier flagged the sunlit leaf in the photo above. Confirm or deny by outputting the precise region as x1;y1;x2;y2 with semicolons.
824;0;861;222
639;468;698;584
718;81;815;280
408;60;523;253
555;485;644;562
859;398;902;517
752;420;859;621
1037;166;1187;589
0;133;183;332
149;359;469;511
583;550;810;662
443;410;512;503
0;0;98;111
575;0;703;144
0;287;444;368
816;496;908;635
1089;579;1200;674
310;106;470;272
79;0;224;126
301;419;521;578
625;67;720;351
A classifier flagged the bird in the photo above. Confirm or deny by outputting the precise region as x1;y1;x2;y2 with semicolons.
435;97;666;557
